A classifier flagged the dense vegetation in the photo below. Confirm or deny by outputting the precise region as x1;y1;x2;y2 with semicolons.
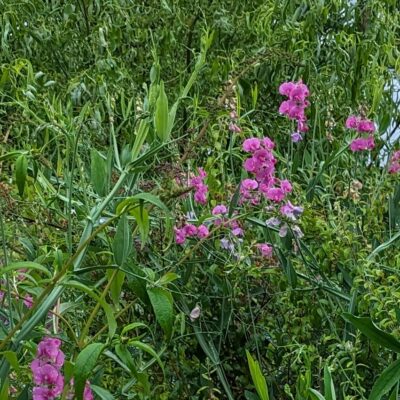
0;1;399;399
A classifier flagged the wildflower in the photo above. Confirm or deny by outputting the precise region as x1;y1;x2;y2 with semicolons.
350;136;375;152
190;168;208;205
174;227;186;245
66;379;94;400
264;187;286;202
280;180;292;193
243;138;261;152
190;305;201;321
292;225;304;238
232;227;244;236
265;217;281;227
279;80;310;135
280;201;304;220
220;237;234;252
183;224;198;237
229;123;242;133
291;132;303;142
24;294;33;308
257;243;273;258
388;150;400;174
212;204;227;215
31;337;65;400
197;224;209;239
279;224;288;237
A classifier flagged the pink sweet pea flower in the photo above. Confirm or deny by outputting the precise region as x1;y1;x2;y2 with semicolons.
197;225;209;239
257;243;273;258
212;205;227;215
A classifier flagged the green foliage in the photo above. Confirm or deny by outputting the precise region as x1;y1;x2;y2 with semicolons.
0;0;399;399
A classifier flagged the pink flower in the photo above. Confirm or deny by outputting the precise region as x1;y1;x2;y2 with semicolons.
174;227;186;245
388;150;400;174
190;305;201;321
345;115;359;129
280;180;292;193
357;119;375;133
279;81;296;96
229;123;242;132
232;227;244;236
350;136;375;152
31;337;65;400
262;137;275;150
24;294;33;308
257;243;273;258
197;224;209;239
241;179;258;190
190;168;208;205
183;224;198;237
264;187;286;202
243;138;261;152
212;204;227;215
297;119;309;132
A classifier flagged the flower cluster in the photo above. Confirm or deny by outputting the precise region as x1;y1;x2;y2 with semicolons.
190;168;208;205
228;110;241;133
278;80;310;142
31;337;65;400
174;223;209;245
242;137;292;203
345;115;376;152
388;150;400;174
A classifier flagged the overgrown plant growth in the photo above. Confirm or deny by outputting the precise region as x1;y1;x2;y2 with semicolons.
0;1;399;399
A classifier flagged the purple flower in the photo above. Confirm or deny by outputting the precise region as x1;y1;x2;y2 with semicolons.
190;305;201;321
291;132;303;142
174;227;186;245
280;180;292;193
279;224;288;237
350;136;375;152
256;243;273;258
241;179;258;190
183;224;198;237
212;204;227;215
280;201;304;220
345;115;359;129
197;224;209;239
24;294;33;308
265;217;281;227
243;138;261;152
229;123;242;132
190;168;208;205
264;187;286;202
232;227;244;236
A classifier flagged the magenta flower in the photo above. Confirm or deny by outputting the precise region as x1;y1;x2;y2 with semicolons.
357;119;375;133
243;138;261;152
388;150;400;174
24;294;33;308
183;224;198;237
256;243;273;258
264;187;286;202
197;224;209;239
190;168;208;205
280;180;292;193
31;337;65;400
241;179;258;190
212;204;227;215
345;115;359;129
174;227;186;245
232;227;244;236
350;136;375;152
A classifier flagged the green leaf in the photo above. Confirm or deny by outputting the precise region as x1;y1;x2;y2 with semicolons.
246;351;269;400
0;378;9;400
129;340;165;375
113;213;132;266
0;261;52;277
74;343;104;400
324;365;336;400
309;389;326;400
131;119;149;160
154;81;169;141
147;287;173;339
121;322;149;336
90;150;108;196
0;352;19;372
91;385;115;400
15;154;28;196
369;359;400;400
342;313;400;353
130;206;149;246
